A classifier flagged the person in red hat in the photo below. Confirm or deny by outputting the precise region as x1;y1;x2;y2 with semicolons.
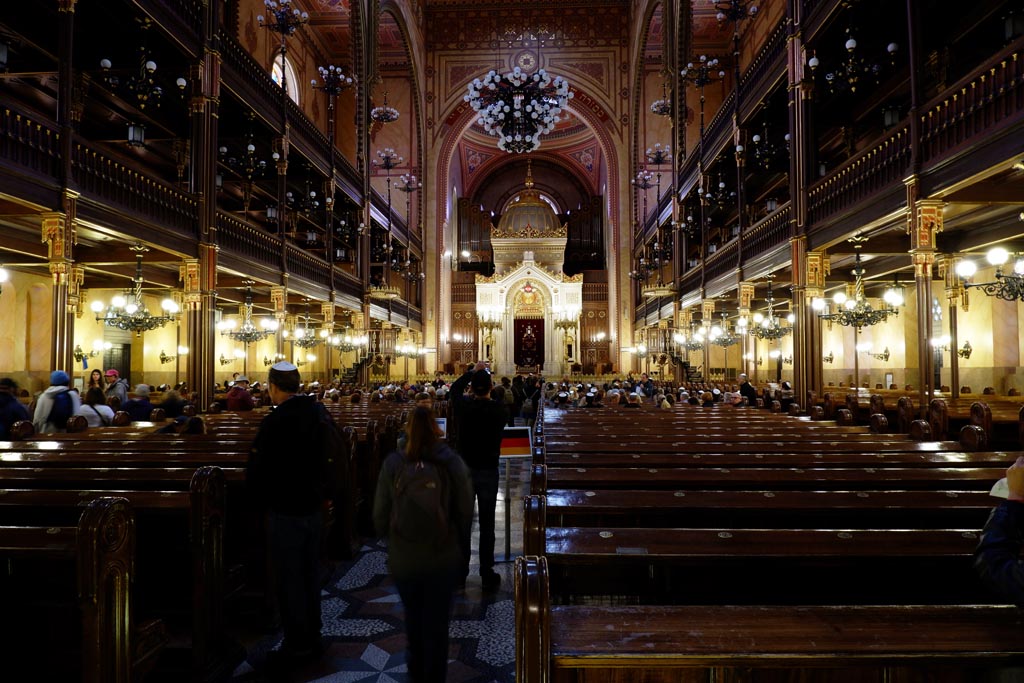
103;368;129;407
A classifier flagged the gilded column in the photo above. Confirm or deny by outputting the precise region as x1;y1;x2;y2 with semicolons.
908;189;942;415
701;299;716;381
738;281;754;380
270;285;288;365
181;249;217;410
791;237;826;405
42;200;78;371
321;300;336;378
938;254;967;400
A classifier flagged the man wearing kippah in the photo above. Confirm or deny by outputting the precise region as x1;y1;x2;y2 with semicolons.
246;361;329;670
449;360;508;591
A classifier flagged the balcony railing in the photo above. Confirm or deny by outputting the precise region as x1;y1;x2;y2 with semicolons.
216;212;282;268
742;201;792;260
738;20;787;121
704;240;739;283
920;41;1024;166
0;107;60;180
286;244;331;289
806;124;911;225
72;142;198;233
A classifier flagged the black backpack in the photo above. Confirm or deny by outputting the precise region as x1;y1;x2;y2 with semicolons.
48;390;73;428
314;404;347;498
389;459;450;545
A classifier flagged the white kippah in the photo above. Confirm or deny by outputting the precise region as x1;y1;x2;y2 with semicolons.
271;361;298;372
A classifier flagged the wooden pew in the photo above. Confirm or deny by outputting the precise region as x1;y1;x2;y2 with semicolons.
0;467;240;678
515;557;1024;683
0;497;167;683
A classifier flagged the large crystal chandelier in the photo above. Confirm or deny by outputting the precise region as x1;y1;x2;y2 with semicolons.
749;279;793;341
219;282;278;344
288;300;323;350
465;66;573;154
91;244;179;336
814;238;900;330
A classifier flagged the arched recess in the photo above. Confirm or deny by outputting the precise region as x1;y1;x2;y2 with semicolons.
632;1;675;229
470;155;593;219
432;92;625;360
371;4;426;247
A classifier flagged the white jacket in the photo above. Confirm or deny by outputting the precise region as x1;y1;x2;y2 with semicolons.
33;386;82;434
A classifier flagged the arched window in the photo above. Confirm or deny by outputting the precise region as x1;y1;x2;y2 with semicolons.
271;55;300;105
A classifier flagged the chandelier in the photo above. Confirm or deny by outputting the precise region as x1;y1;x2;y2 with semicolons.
98;19;187;113
956;247;1024;303
807;27;898;96
330;331;368;353
650;80;672;117
91;244;179;337
288;300;323;349
370;90;400;125
814;239;900;330
674;324;706;352
465;66;573;154
749;279;793;340
710;313;740;347
219;282;278;344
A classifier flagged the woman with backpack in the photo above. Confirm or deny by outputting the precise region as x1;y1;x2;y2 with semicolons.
374;405;473;683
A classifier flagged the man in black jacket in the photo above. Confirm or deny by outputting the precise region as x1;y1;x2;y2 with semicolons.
738;373;758;407
450;361;508;590
247;361;327;667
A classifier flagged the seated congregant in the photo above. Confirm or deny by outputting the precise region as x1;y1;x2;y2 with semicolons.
76;387;115;427
123;384;154;422
225;376;255;411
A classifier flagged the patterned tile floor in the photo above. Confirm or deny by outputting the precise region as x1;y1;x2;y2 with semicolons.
232;456;530;682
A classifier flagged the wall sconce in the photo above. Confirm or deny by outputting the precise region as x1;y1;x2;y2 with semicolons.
127;122;146;147
263;353;287;366
218;354;233;366
782;355;793;365
958;340;972;359
73;344;100;363
158;350;176;364
823;351;834;364
930;335;951;352
870;347;890;362
756;357;763;366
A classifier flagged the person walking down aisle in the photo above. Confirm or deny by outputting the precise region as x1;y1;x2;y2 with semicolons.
246;361;329;671
375;405;473;683
450;362;508;591
33;370;81;434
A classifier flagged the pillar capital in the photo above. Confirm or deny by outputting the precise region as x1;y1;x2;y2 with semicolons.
270;286;288;317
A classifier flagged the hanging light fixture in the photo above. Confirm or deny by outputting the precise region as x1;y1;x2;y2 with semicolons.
464;65;573;154
813;237;900;330
289;299;323;350
218;281;278;344
90;244;179;336
710;312;740;348
650;79;672;117
370;90;400;125
749;279;793;340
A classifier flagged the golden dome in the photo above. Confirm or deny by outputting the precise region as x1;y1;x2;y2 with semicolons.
492;160;566;238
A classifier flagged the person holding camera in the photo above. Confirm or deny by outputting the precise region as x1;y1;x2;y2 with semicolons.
449;361;507;591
